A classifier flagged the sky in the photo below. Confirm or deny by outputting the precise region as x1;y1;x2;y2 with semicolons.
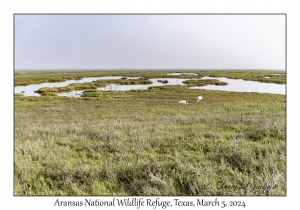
14;14;285;70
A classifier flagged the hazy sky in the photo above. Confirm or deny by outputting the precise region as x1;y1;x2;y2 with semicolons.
14;14;285;70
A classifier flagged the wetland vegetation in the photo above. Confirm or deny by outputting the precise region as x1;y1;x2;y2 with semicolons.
183;79;228;87
14;70;286;196
14;69;285;87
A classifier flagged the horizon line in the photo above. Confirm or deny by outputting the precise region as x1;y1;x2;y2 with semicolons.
14;68;286;71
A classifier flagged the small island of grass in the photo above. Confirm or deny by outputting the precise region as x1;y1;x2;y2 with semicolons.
183;79;228;87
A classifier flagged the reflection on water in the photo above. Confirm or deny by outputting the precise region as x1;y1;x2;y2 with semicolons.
14;74;285;97
190;77;285;95
167;73;198;76
58;90;84;98
14;76;123;96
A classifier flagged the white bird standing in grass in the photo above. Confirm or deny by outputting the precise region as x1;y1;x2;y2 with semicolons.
178;100;188;105
197;96;203;102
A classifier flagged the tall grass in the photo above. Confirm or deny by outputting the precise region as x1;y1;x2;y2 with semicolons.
14;83;286;196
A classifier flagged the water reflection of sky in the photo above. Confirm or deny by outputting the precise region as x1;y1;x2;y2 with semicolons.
190;77;285;95
98;78;188;91
167;73;198;76
14;75;285;97
14;76;123;96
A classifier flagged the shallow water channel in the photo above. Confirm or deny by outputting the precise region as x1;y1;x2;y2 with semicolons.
15;76;123;97
14;75;285;97
191;77;285;95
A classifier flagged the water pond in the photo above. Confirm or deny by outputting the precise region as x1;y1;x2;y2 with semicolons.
15;76;123;96
58;78;188;97
167;73;198;76
190;77;285;95
14;75;285;97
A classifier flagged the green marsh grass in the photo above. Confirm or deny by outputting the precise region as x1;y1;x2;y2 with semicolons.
14;70;286;196
183;79;228;86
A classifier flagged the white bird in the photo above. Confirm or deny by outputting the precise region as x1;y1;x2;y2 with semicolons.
178;100;188;105
197;96;203;102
